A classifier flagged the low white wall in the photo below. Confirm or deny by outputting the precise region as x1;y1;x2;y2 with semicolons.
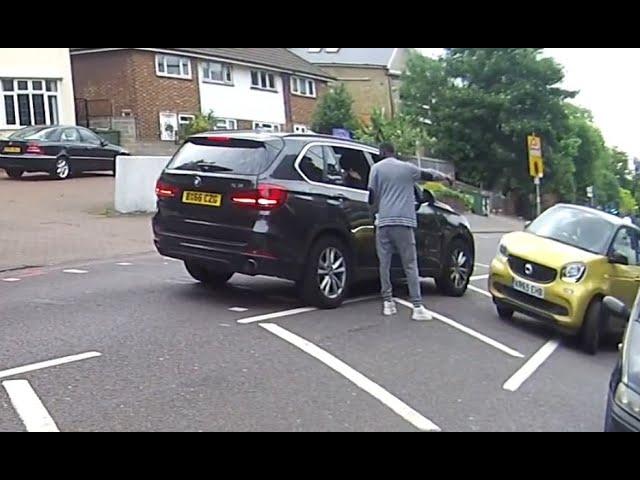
114;156;171;214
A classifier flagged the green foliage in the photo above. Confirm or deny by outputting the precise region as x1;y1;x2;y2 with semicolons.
400;48;576;195
594;170;621;207
619;188;638;215
181;111;218;140
355;108;431;156
311;83;358;134
423;182;474;211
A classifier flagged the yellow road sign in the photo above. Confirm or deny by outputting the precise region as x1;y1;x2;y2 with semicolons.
528;135;544;178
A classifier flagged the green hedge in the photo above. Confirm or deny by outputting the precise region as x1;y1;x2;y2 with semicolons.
422;182;474;211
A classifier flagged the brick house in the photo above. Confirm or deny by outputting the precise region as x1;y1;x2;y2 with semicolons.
289;48;410;124
70;48;333;152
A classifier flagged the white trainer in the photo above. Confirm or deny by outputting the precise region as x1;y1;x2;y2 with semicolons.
383;301;398;316
412;306;433;321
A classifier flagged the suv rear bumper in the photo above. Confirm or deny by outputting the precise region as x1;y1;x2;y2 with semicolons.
153;218;300;281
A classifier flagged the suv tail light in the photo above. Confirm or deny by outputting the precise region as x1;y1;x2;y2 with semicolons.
156;180;180;199
231;184;288;210
25;143;44;155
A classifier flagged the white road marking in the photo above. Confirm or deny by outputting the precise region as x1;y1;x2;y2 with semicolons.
0;351;102;380
470;274;489;281
237;295;378;325
63;269;88;274
468;285;492;298
229;307;249;313
2;380;59;432
116;262;133;266
238;307;317;325
503;339;560;392
2;278;21;282
475;263;490;269
260;322;440;432
394;298;523;358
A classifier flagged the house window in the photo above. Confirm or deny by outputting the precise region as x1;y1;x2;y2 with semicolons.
250;70;276;91
201;62;233;85
253;122;280;132
290;77;316;98
215;119;238;131
1;79;60;127
156;54;191;79
293;124;309;134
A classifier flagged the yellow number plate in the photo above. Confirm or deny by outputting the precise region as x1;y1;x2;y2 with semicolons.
3;146;21;154
182;191;222;207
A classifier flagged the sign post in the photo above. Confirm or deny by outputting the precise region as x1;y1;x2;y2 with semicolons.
527;134;544;217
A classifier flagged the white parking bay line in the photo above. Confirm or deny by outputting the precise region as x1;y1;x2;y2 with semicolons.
2;278;21;283
394;298;524;358
260;322;440;432
237;295;378;325
503;339;560;392
238;307;317;325
63;269;88;274
229;307;249;313
470;274;489;281
3;380;59;432
0;351;102;380
468;285;492;298
475;263;490;268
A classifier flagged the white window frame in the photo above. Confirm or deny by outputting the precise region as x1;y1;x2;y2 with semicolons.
293;124;309;134
1;78;60;128
253;122;280;132
201;61;233;85
155;54;192;80
290;77;316;98
250;70;277;92
178;114;195;126
214;119;238;131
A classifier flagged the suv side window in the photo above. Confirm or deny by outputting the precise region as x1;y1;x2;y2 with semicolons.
298;145;324;183
331;146;371;191
612;227;640;266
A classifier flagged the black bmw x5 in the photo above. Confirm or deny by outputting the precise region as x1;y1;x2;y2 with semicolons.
152;132;475;308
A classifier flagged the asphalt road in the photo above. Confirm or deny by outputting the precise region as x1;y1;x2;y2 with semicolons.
0;233;618;431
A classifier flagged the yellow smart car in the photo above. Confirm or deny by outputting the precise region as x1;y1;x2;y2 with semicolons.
490;204;640;354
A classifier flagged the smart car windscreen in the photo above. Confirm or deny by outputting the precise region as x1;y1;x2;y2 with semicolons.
527;206;616;255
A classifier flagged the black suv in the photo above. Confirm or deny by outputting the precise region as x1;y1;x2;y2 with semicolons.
152;132;475;308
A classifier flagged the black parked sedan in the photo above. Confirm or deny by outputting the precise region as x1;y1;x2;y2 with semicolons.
0;125;128;180
604;295;640;432
153;132;475;309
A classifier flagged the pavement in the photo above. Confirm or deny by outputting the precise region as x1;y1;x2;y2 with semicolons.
0;232;616;432
0;171;523;272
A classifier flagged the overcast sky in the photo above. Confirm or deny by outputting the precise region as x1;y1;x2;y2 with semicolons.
417;48;640;160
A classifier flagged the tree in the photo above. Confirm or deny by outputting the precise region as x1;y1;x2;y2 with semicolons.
311;83;358;134
594;170;621;207
608;147;632;191
400;48;577;201
355;108;431;156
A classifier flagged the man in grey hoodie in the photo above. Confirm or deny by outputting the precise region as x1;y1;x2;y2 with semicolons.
368;142;452;321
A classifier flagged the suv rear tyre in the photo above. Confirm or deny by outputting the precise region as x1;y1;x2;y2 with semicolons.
184;261;233;287
300;236;351;309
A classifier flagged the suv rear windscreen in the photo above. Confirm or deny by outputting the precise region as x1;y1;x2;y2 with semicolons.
166;137;283;175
